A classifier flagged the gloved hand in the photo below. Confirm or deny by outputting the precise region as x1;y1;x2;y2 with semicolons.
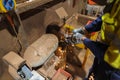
72;27;85;34
71;32;84;44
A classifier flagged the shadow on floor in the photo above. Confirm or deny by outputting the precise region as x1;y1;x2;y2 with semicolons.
65;47;87;80
65;62;86;80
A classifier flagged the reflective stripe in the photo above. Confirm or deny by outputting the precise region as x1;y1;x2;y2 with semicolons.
101;13;117;43
104;46;120;69
104;27;120;69
101;0;120;69
101;0;120;42
102;13;114;24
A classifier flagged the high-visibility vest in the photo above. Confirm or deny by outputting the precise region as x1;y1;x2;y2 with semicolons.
101;0;120;69
0;0;16;13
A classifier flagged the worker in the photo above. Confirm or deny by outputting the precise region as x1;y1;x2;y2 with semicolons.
73;0;120;80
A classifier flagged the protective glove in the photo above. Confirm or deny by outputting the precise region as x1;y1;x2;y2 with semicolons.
71;32;84;44
72;27;85;34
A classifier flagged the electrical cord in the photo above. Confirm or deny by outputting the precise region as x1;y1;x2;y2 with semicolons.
6;13;22;55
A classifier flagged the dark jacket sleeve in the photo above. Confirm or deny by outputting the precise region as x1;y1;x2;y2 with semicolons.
83;38;108;60
85;16;102;33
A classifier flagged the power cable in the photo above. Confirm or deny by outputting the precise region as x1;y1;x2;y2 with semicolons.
6;13;22;55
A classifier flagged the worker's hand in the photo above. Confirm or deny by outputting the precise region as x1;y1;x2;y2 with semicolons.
89;76;94;80
71;32;84;44
88;73;94;80
72;27;85;34
81;36;87;41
